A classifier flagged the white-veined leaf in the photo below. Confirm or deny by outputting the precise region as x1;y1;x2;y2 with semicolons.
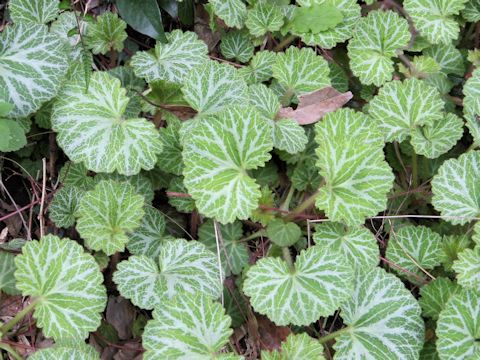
167;176;196;213
386;225;442;282
0;24;70;117
333;267;425;360
245;3;284;37
156;115;183;176
198;219;249;276
249;83;280;120
437;289;480;359
75;180;145;255
273;119;308;154
48;185;84;228
404;0;468;44
315;108;394;225
431;151;480;225
368;78;445;143
9;0;59;24
14;235;107;340
464;68;480;146
127;207;172;258
84;12;127;55
440;235;472;271
220;30;254;63
419;277;461;320
424;44;465;76
142;293;239;360
313;222;379;270
94;172;154;203
182;60;248;116
272;46;330;97
261;334;326;360
452;246;480;292
297;0;361;49
131;30;208;84
59;161;94;189
182;106;273;224
238;50;277;84
463;0;480;21
209;0;247;29
52;72;163;175
29;342;99;360
0;251;19;295
113;239;222;310
243;245;354;326
347;10;410;86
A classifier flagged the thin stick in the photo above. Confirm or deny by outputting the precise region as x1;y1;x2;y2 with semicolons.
38;158;47;238
0;342;22;360
213;221;225;306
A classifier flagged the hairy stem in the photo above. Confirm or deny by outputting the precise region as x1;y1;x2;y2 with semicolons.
318;326;351;344
282;247;294;270
0;297;40;336
274;34;297;52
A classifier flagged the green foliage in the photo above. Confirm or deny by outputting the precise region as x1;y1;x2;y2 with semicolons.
85;12;127;55
9;0;59;24
266;218;302;247
220;30;254;63
0;251;19;295
28;342;99;360
290;4;343;34
262;334;326;360
245;3;284;37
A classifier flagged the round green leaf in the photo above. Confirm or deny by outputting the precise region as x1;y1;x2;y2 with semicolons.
261;333;326;360
142;293;238;360
0;251;19;295
14;235;107;340
266;218;302;247
333;267;425;360
52;72;163;175
76;180;145;255
0;119;27;152
113;239;222;310
243;245;354;326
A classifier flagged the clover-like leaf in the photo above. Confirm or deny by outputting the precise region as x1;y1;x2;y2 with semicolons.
404;0;468;44
437;289;480;359
245;3;284;37
85;12;127;55
238;50;276;84
315;108;394;225
348;10;410;86
386;225;442;282
143;293;238;360
48;186;84;228
220;31;254;63
431;151;480;225
419;277;461;320
452;246;480;292
0;251;19;295
0;24;70;117
198;220;249;276
29;342;99;360
182;61;248;116
463;0;480;21
113;239;222;310
424;43;465;76
410;113;464;159
243;245;353;326
266;218;302;247
52;72;163;175
313;222;379;270
296;0;361;49
368;78;444;143
209;0;247;29
14;235;107;340
76;180;145;255
334;267;424;360
127;207;172;258
272;47;330;98
131;30;208;85
261;334;326;360
9;0;59;24
182;106;273;224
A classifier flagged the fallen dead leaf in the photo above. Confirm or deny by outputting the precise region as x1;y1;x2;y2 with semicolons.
106;296;135;340
255;314;291;352
278;87;353;125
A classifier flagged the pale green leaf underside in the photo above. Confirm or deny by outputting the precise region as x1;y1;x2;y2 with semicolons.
182;106;273;224
386;225;442;281
29;343;99;360
0;24;70;117
315;109;394;225
52;72;163;175
182;60;248;116
419;277;460;320
243;245;353;326
431;151;480;225
9;0;59;24
334;267;424;360
272;46;330;96
0;251;19;295
452;246;480;292
76;180;145;255
48;185;84;228
261;334;326;360
437;289;480;359
14;235;107;341
143;293;238;360
368;78;444;142
313;222;379;270
209;0;247;29
348;10;410;86
298;0;361;49
131;30;208;84
113;239;222;310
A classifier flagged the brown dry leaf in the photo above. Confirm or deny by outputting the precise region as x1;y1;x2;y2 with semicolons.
106;296;135;340
255;314;291;352
278;87;353;125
